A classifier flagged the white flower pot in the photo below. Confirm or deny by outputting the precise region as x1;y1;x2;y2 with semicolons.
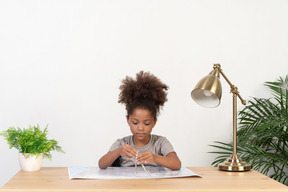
19;153;43;171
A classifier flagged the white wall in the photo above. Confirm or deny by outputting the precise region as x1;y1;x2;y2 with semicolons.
0;0;287;187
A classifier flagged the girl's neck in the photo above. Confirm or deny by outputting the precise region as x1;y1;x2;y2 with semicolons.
133;135;151;147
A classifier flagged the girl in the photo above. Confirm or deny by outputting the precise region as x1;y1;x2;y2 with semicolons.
98;71;181;170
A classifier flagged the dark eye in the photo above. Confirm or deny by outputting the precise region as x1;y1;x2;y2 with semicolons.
144;123;151;126
132;122;138;125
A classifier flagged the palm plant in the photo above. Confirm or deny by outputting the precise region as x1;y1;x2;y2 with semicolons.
210;75;288;185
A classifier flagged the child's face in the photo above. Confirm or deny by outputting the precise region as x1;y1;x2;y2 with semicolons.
127;108;156;143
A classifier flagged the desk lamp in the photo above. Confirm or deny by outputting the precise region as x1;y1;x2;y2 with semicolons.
191;64;251;171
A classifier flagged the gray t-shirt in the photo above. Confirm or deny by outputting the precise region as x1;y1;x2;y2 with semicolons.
109;134;175;167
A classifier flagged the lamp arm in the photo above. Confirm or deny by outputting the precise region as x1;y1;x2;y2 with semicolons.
214;64;246;105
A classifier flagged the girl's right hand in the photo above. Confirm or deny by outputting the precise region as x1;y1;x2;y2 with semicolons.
119;144;139;158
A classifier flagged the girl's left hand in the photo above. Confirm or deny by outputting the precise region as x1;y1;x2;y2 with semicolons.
136;151;155;164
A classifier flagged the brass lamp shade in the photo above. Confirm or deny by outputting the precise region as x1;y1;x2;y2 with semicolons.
191;69;222;108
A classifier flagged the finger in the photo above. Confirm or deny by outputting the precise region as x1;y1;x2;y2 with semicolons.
124;150;134;158
123;145;138;157
127;148;138;157
137;154;149;163
124;148;137;158
136;157;147;164
124;144;138;153
137;152;154;164
120;146;132;157
137;151;151;160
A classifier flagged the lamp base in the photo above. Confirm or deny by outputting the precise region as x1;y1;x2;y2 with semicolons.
218;154;251;172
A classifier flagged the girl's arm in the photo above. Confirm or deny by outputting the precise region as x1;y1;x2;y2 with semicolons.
136;151;181;170
98;149;121;169
98;144;138;169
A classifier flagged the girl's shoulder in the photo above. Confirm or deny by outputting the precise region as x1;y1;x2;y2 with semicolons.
150;134;169;143
116;135;133;145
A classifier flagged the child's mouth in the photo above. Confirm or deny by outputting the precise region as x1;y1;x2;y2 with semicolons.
136;133;145;137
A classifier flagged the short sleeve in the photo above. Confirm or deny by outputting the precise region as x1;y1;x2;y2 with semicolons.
158;136;175;156
109;139;123;152
108;136;130;152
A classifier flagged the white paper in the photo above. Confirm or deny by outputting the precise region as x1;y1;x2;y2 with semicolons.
68;166;200;179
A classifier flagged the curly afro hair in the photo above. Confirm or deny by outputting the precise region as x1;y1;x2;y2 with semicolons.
118;71;169;120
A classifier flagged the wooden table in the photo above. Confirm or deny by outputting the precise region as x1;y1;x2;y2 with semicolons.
1;167;288;192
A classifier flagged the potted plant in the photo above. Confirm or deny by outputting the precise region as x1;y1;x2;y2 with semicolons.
0;124;65;171
209;75;288;185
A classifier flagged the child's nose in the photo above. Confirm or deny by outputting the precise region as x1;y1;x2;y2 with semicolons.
138;124;144;131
